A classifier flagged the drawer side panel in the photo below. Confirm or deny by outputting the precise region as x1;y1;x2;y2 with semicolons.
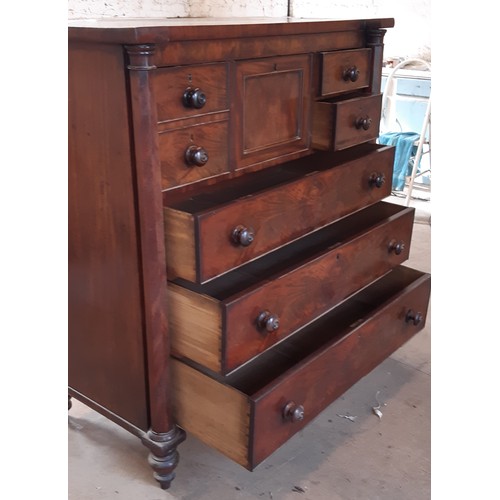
171;359;251;467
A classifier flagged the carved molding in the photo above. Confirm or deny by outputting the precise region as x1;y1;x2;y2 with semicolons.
125;44;157;71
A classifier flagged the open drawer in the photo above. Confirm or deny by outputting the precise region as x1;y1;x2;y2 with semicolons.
164;143;394;283
171;265;431;470
312;94;382;151
168;201;415;374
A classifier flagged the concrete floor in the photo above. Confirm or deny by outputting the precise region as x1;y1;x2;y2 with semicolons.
68;194;431;500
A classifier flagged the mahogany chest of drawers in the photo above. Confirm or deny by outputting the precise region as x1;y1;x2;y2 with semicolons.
68;17;430;489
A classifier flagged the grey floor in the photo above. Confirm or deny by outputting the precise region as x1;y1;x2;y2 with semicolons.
68;192;431;500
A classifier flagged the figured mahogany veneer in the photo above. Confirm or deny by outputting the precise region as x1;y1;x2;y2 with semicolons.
171;266;431;470
68;17;432;491
320;48;372;96
164;144;394;283
168;201;415;374
312;94;383;151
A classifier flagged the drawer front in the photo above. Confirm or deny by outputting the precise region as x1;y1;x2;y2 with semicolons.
154;63;228;123
232;55;311;170
250;267;431;467
159;120;229;189
312;94;382;151
195;145;394;282
320;48;372;96
223;204;415;372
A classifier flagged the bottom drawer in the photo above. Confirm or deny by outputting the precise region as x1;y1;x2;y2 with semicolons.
171;265;431;470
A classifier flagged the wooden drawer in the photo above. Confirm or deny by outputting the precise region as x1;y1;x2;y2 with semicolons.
159;120;229;189
312;94;382;151
164;143;395;283
169;201;415;374
320;48;372;97
171;266;431;470
154;63;228;123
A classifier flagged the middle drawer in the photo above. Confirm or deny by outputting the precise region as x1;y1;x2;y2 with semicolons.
164;143;395;284
168;201;415;374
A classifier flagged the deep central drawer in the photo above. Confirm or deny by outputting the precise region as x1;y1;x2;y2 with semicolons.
168;201;415;374
164;143;395;284
171;265;431;470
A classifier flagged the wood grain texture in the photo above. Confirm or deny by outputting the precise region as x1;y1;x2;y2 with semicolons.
195;145;394;282
250;268;431;468
170;359;251;467
164;207;197;282
312;94;382;151
154;62;229;123
159;119;229;189
223;204;415;372
68;41;149;430
232;55;311;170
320;48;372;96
168;284;222;372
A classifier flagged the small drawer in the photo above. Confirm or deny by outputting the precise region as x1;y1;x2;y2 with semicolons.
171;266;431;470
164;143;395;283
312;94;382;151
168;201;415;374
154;63;228;123
320;48;371;97
159;120;229;189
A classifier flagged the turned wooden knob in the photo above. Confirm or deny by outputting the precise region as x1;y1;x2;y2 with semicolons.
182;87;207;109
185;145;209;167
343;66;360;82
283;401;305;422
257;310;280;333
369;172;385;188
389;239;405;255
405;309;423;326
355;116;372;130
231;225;255;247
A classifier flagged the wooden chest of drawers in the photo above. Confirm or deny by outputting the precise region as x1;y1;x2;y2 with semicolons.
68;17;430;489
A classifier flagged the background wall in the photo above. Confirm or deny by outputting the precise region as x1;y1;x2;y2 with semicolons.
68;0;430;60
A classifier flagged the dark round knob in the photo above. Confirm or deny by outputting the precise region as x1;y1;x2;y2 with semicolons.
257;310;280;333
389;239;405;255
355;116;372;130
231;225;255;247
343;66;360;82
283;401;305;422
182;87;207;109
405;309;423;326
185;145;209;167
369;172;385;188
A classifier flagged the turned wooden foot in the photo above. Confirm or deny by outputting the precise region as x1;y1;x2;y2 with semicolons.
68;395;72;410
141;427;186;489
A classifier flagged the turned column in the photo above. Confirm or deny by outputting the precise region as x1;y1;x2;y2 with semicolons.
124;43;186;490
366;27;388;95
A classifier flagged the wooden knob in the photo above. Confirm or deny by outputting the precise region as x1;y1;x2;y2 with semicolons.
231;225;255;247
257;310;280;333
342;66;360;82
283;401;305;422
182;87;207;109
369;172;385;188
388;240;405;255
405;310;423;326
355;116;372;130
185;145;209;166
